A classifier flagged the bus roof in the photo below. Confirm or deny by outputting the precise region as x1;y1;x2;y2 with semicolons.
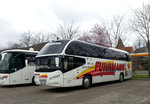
2;49;38;54
109;47;129;54
38;40;129;56
68;40;129;54
37;40;130;61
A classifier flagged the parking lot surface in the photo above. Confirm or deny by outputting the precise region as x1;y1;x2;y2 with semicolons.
0;79;150;104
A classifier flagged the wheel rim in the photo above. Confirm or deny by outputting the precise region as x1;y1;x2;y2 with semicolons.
84;78;90;87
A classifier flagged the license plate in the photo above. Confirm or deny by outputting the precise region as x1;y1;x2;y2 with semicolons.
39;79;47;85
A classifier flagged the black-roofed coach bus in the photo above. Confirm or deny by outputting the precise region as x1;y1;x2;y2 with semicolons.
34;40;132;88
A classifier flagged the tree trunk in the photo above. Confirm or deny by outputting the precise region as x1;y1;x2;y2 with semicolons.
148;53;150;76
147;42;150;76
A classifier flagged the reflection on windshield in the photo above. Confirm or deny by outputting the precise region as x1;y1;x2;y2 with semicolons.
35;56;62;72
0;52;26;73
38;40;69;55
0;53;12;72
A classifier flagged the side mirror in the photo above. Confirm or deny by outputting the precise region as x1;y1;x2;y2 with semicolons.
55;57;59;67
25;60;28;66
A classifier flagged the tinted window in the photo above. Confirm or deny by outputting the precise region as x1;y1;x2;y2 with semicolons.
65;41;129;61
73;57;86;68
9;53;25;73
126;54;131;61
25;55;36;66
64;56;85;72
35;56;63;72
0;53;12;73
65;41;106;58
105;49;127;60
38;40;69;55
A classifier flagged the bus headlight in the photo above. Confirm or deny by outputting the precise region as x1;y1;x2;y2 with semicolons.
49;75;60;80
0;76;8;80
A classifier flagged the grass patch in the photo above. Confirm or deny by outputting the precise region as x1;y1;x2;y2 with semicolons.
132;75;150;79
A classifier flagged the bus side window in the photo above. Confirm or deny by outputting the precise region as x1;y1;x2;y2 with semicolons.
26;56;36;66
68;57;74;69
10;53;25;72
73;57;85;68
64;56;85;72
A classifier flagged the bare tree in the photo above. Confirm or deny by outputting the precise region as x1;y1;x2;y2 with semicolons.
8;31;55;49
133;37;146;50
19;31;33;47
7;41;23;49
91;24;112;47
52;22;80;40
78;32;92;43
79;24;112;47
31;32;47;45
46;32;57;42
130;4;150;76
109;15;128;47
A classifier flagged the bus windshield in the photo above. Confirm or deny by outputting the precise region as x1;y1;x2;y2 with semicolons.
38;40;69;55
0;53;12;73
0;52;25;73
35;56;63;72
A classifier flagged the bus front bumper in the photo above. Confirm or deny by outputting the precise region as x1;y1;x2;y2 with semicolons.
34;73;63;87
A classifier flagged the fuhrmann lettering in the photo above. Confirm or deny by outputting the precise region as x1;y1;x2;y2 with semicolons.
95;61;125;72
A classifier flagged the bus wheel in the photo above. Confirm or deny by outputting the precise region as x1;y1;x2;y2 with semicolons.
82;75;91;89
32;76;36;85
119;73;124;82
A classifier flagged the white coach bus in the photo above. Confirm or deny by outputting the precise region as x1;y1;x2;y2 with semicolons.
34;40;132;88
0;49;38;85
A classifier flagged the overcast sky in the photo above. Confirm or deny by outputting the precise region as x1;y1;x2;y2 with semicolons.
0;0;149;49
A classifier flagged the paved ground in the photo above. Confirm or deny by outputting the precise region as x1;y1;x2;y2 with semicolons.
0;79;150;104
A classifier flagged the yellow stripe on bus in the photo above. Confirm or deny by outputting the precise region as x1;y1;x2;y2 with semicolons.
74;65;95;79
73;61;115;79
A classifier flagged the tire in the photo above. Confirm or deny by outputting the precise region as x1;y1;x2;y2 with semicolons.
32;76;36;85
82;75;92;89
119;73;124;82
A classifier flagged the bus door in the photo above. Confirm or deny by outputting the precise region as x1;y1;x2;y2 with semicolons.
21;55;36;84
63;56;74;86
9;53;25;85
63;56;85;86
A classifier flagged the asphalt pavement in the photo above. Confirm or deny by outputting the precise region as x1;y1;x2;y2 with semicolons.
0;79;150;104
